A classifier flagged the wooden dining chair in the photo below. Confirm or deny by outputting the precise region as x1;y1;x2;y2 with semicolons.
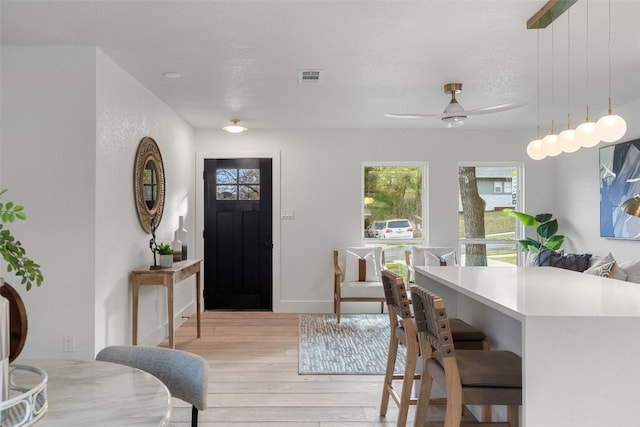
97;345;208;427
405;247;458;283
333;247;386;323
380;271;490;427
409;285;522;427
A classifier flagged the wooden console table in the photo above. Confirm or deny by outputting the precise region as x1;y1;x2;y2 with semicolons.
131;258;202;348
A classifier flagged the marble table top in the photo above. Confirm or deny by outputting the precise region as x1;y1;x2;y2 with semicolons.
13;359;171;426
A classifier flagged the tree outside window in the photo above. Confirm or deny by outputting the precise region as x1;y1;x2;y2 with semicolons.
458;164;521;266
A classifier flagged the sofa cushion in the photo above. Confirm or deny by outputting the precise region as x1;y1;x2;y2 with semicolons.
619;260;640;284
344;249;380;282
584;252;626;280
525;251;538;267
340;280;384;298
536;247;592;272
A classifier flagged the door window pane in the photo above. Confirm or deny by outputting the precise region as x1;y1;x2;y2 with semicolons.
217;169;237;184
217;185;237;200
239;169;260;184
217;168;261;201
239;185;260;200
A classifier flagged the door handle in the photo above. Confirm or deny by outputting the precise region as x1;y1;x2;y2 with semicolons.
261;243;274;249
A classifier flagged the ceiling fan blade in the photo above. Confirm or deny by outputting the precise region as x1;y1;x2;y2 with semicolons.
464;102;526;116
384;113;441;119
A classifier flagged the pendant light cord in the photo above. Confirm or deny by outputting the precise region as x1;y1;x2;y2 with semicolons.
536;30;540;138
550;15;555;134
585;0;591;121
566;4;571;128
608;0;612;114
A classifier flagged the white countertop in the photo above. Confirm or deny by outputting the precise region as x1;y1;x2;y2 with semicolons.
416;266;640;319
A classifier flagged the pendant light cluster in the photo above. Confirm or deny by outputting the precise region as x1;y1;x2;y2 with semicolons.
527;0;626;160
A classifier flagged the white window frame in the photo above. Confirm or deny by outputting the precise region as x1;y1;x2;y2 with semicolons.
457;161;524;266
362;161;428;245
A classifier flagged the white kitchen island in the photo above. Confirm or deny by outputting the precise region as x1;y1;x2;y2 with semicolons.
415;265;640;427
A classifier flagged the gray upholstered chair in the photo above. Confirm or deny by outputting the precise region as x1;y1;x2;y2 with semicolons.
410;285;522;427
96;345;208;427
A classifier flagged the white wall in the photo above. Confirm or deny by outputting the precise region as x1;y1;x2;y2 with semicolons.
1;46;97;359
1;46;196;359
195;128;557;313
95;51;196;352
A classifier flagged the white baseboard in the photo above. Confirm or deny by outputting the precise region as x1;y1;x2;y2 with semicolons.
275;300;387;314
138;302;195;346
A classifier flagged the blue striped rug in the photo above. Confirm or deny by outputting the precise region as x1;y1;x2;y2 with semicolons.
298;314;406;375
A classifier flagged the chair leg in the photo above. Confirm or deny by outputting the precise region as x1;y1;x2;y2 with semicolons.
336;300;341;323
191;405;198;427
507;405;519;427
413;357;433;427
380;333;399;415
444;382;463;427
397;345;418;427
481;405;492;422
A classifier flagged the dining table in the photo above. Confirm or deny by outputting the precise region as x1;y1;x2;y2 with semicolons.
3;359;171;426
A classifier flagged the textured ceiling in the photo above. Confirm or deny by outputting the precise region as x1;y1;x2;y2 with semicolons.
2;0;639;131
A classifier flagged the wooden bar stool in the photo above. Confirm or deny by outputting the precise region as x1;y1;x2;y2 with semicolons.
380;271;489;427
410;285;522;427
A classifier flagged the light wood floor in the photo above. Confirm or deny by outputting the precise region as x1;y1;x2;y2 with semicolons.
162;311;452;427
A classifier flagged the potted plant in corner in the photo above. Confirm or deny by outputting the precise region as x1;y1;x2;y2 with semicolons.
0;188;44;407
156;243;173;268
504;209;565;252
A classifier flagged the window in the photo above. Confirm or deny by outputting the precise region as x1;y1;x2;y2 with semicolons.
363;163;425;278
458;164;521;266
216;168;260;200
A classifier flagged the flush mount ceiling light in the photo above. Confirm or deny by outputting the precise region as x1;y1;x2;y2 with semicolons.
222;119;248;134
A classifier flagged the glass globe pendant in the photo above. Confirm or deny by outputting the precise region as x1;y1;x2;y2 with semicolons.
542;121;562;157
527;127;546;160
597;98;627;143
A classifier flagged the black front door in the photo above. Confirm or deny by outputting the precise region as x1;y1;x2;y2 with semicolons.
203;158;273;310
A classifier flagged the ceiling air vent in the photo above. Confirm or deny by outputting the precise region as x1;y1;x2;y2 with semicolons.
298;69;323;84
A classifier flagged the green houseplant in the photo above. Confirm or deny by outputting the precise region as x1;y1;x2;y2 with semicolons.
1;189;43;402
0;189;43;291
156;243;173;256
504;209;564;253
156;242;173;268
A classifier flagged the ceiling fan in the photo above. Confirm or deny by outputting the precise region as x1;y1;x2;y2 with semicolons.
385;83;525;128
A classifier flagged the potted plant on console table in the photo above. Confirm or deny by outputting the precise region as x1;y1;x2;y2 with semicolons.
0;189;44;407
156;243;174;268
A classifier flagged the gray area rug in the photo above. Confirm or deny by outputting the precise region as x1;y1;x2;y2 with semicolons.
298;314;406;375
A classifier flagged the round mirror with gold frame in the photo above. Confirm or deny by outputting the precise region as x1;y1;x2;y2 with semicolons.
133;137;166;233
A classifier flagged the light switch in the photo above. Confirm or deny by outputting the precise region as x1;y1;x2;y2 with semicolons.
281;209;295;220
